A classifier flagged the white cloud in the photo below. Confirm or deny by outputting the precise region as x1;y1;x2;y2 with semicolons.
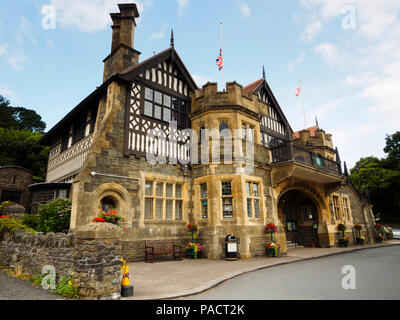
0;45;7;58
240;3;251;18
300;20;322;43
6;50;28;71
50;0;153;33
177;0;189;17
16;16;37;46
0;44;27;71
314;43;342;66
150;25;168;40
0;84;15;99
288;51;305;71
299;0;400;166
193;74;213;87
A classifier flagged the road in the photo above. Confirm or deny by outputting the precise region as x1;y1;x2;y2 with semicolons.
184;246;400;300
0;270;59;300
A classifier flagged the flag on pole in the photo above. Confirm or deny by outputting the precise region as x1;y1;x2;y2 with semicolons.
216;48;223;71
295;86;301;97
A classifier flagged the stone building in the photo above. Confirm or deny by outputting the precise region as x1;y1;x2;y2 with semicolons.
0;166;35;213
38;3;376;261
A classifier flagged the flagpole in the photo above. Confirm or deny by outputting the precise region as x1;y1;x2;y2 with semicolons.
220;21;225;91
299;80;307;129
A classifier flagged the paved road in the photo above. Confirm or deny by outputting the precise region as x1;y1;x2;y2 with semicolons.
184;246;400;300
0;270;59;300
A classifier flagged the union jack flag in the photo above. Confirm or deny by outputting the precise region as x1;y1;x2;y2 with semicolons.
216;48;223;71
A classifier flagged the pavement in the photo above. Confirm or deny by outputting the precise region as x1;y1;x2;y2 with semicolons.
0;270;61;300
123;240;400;300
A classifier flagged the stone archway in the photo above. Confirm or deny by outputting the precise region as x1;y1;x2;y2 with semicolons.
92;183;132;225
278;189;322;247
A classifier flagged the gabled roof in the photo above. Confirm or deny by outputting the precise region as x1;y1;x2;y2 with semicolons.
39;46;198;146
119;46;198;91
244;77;293;134
243;78;264;96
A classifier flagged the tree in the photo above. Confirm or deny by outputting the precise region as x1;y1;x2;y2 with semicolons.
0;95;46;133
0;95;48;178
383;131;400;169
350;132;400;224
0;128;49;179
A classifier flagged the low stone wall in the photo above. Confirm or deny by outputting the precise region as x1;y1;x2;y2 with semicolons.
0;223;123;300
0;231;75;278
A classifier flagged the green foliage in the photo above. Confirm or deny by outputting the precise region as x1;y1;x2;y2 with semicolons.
384;131;400;168
0;95;46;133
52;275;80;299
37;199;72;234
350;131;400;224
0;128;49;179
22;214;40;231
0;216;35;234
0;201;16;213
29;273;46;287
349;156;399;191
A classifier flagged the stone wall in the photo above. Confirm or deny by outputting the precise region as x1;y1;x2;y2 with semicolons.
0;231;75;278
0;223;123;300
0;167;35;212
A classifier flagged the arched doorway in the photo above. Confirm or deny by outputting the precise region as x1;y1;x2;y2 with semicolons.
278;190;319;247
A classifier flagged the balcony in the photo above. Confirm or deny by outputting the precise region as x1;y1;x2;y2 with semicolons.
270;142;343;186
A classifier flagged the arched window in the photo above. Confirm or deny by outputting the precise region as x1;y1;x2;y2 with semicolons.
101;196;117;212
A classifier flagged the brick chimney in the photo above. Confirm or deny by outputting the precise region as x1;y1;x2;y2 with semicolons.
103;3;141;82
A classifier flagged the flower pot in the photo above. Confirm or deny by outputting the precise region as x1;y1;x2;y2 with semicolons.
266;247;278;257
185;248;196;259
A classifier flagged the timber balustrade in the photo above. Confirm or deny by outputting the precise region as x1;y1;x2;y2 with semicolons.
270;142;342;175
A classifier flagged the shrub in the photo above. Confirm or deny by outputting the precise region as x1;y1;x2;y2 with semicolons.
22;214;40;231
0;216;35;234
53;275;80;299
37;199;72;233
0;201;16;213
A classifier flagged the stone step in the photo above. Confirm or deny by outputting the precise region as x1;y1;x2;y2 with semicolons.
286;242;305;250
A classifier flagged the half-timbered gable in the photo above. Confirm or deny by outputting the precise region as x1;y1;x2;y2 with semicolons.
244;77;292;148
39;87;103;183
119;47;198;162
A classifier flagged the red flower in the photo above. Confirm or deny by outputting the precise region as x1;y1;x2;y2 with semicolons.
95;217;106;222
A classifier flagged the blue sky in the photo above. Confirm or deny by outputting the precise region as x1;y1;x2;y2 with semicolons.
0;0;399;169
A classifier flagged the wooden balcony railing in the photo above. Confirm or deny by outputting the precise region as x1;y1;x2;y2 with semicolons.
270;142;342;175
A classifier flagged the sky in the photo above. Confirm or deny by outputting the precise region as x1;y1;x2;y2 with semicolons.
0;0;399;169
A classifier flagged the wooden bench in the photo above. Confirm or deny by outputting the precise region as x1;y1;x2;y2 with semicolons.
145;240;183;263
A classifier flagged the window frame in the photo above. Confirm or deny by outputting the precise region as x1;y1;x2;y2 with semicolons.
143;86;189;129
246;182;261;219
221;181;233;218
200;183;208;219
144;180;184;220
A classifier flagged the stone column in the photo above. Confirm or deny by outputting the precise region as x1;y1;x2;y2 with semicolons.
73;223;123;300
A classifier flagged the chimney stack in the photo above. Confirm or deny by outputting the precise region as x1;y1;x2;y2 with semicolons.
103;3;141;82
